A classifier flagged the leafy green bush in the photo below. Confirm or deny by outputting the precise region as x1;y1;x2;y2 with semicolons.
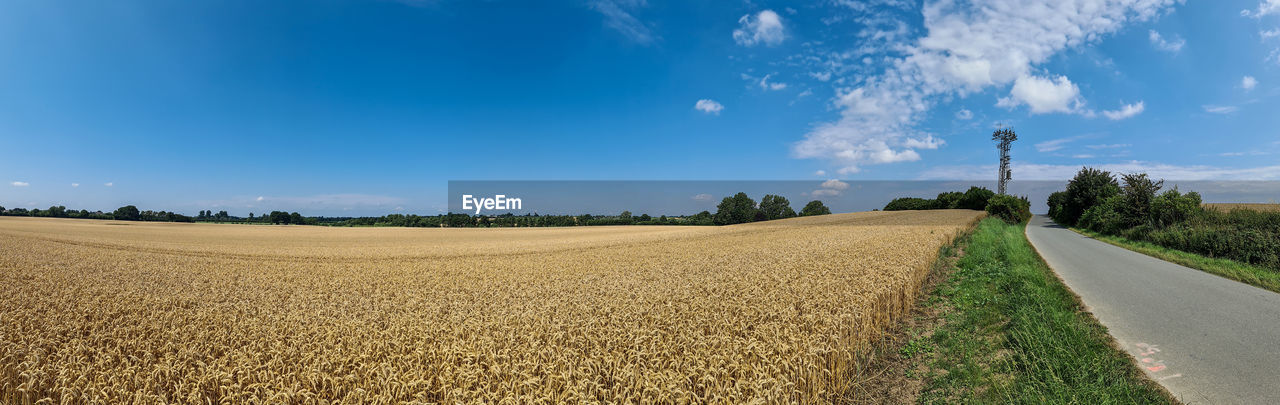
1046;191;1067;222
1056;167;1120;226
935;191;964;209
1150;188;1202;227
1078;195;1127;235
884;197;937;211
956;186;996;210
985;194;1032;224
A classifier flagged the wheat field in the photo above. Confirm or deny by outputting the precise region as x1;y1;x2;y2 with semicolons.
0;210;981;404
1203;203;1280;213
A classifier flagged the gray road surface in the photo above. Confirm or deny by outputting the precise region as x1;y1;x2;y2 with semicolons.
1025;215;1280;404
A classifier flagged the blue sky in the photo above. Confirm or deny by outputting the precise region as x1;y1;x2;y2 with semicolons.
2;0;1279;215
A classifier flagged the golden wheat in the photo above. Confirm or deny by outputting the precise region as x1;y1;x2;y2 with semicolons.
0;210;981;404
1203;203;1280;213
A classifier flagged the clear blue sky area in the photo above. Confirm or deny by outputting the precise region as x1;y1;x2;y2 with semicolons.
2;0;1278;215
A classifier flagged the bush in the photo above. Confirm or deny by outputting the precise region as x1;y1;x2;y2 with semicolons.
1078;195;1127;235
1149;188;1202;227
1057;167;1120;226
935;191;964;209
956;187;996;210
985;194;1032;224
884;197;936;211
1046;191;1067;222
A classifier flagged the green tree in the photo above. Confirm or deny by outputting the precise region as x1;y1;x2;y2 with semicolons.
269;211;289;224
1119;172;1163;225
1058;167;1121;226
113;205;141;221
289;212;305;225
713;192;759;225
800;200;831;216
759;194;797;220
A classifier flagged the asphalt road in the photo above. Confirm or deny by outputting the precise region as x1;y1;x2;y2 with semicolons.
1025;215;1280;404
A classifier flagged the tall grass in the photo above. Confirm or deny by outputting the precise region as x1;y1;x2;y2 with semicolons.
920;219;1173;404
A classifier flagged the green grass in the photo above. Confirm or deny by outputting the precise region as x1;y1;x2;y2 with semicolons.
1072;227;1280;294
917;218;1174;404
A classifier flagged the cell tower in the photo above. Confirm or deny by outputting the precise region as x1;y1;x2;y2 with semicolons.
992;126;1017;195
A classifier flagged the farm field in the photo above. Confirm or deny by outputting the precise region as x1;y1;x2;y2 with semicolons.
0;211;981;403
1203;203;1280;212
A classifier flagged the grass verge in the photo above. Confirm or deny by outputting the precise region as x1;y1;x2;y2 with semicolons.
911;218;1175;404
1072;227;1280;294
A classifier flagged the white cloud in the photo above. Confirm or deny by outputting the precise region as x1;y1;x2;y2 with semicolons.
1102;101;1145;120
70;183;79;187
590;0;655;44
1148;30;1185;53
794;0;1178;172
812;178;851;196
692;193;713;202
1219;151;1269;157
1242;76;1258;91
1243;0;1280;18
1203;105;1239;114
759;74;787;90
1262;29;1280;39
814;170;826;176
256;196;265;202
694;99;724;114
1086;143;1130;149
996;75;1083;114
821;179;850;190
734;10;786;47
903;135;944;149
955;108;973;120
104;182;113;187
1072;154;1095;159
11;181;29;187
1035;137;1076;153
921;161;1280;181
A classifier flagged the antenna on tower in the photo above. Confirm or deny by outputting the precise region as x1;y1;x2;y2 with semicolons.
992;126;1017;195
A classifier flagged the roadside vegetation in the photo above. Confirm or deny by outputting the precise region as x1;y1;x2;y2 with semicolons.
1046;167;1280;274
908;218;1174;403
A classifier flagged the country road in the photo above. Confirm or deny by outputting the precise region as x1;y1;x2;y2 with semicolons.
1025;215;1280;404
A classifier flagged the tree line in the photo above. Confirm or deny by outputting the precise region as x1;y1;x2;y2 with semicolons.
0;205;194;222
0;193;833;228
1047;167;1280;270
